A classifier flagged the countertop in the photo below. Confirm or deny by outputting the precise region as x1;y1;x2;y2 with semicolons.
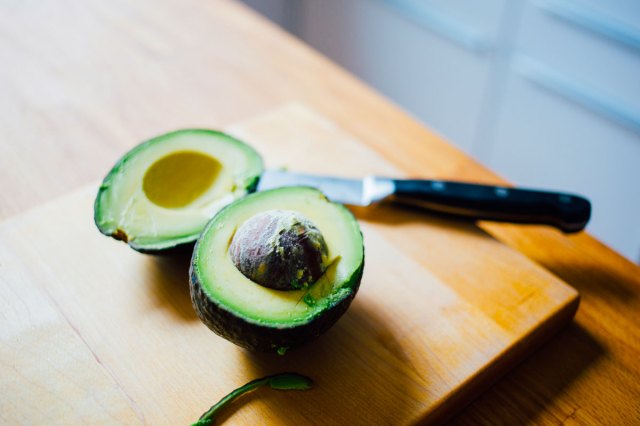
1;0;638;423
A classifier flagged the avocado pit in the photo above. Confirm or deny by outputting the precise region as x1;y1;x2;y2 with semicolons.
229;210;329;291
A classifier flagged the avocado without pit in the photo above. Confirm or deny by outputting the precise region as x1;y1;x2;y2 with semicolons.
94;129;263;253
190;186;365;352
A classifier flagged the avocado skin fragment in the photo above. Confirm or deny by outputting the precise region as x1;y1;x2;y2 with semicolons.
192;373;313;426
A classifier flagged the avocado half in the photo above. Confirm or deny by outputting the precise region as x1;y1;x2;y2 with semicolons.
190;186;365;352
94;129;263;253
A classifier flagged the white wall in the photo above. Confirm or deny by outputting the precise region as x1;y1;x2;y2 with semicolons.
240;0;640;263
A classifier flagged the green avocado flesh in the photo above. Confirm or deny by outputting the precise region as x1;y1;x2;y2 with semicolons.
190;186;364;352
94;129;263;252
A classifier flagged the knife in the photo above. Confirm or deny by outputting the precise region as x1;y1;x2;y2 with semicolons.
257;170;591;233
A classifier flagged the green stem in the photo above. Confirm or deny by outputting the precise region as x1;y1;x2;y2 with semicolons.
191;373;313;426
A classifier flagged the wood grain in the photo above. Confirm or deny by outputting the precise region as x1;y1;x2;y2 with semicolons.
1;0;639;423
0;239;142;424
0;106;578;424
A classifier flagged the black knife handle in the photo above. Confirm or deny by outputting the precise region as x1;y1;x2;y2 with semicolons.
391;179;591;233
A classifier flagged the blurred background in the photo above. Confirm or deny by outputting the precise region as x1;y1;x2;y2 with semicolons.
239;0;640;264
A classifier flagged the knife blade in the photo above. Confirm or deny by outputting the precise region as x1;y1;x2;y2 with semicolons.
257;170;393;206
257;170;592;233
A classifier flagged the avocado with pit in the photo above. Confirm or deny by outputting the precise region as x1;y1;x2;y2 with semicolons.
94;129;263;253
190;186;364;352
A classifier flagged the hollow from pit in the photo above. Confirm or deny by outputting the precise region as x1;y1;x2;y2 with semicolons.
142;151;221;208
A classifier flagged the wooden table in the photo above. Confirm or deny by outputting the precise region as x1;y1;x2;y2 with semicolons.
1;0;638;423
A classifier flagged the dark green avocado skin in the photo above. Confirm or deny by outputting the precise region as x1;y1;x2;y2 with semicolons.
131;241;195;256
189;255;364;353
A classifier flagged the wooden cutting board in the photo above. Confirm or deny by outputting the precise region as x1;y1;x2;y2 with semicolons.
0;105;578;425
